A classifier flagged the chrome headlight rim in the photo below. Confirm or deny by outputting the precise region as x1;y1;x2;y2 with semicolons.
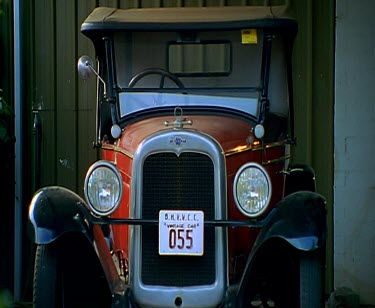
233;162;272;218
84;160;123;216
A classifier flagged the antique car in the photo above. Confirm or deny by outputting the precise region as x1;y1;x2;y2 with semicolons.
29;4;327;308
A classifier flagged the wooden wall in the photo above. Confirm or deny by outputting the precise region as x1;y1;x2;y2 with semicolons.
24;1;99;196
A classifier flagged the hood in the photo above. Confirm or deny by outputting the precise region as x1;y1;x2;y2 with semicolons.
117;115;255;156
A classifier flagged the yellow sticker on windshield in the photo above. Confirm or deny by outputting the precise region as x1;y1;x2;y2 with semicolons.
241;29;258;44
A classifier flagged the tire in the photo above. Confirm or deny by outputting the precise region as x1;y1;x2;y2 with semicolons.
33;237;112;308
299;249;325;308
238;243;325;308
33;244;61;308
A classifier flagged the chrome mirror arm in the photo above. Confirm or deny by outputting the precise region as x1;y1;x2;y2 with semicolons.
77;55;107;97
86;62;107;97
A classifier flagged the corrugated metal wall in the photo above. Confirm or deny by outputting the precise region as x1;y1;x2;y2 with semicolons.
20;0;333;297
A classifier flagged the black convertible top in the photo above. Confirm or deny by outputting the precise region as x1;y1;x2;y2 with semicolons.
81;5;297;35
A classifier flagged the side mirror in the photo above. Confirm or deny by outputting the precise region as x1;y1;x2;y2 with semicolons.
77;55;94;80
77;55;107;96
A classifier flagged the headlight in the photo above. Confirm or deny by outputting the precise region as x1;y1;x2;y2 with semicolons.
84;161;123;216
233;162;271;217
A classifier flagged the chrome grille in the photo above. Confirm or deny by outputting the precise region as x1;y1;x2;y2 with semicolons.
141;152;216;286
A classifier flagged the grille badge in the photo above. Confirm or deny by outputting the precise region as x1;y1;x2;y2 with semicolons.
169;135;187;146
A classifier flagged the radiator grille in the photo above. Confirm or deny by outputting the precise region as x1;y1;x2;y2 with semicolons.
141;152;216;287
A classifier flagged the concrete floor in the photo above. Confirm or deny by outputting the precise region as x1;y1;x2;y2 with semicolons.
3;288;375;307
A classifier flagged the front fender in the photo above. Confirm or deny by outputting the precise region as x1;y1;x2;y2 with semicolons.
236;191;327;304
29;186;90;244
255;191;327;251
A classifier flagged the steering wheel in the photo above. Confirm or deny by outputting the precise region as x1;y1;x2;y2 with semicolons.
128;68;185;89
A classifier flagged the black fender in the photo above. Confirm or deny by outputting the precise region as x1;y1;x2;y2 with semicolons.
29;186;132;306
255;191;327;251
29;186;91;244
237;191;327;303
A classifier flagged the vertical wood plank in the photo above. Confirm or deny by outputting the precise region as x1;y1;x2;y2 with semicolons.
98;0;118;7
122;0;141;8
227;0;248;6
312;0;334;292
0;1;13;102
162;0;183;7
206;0;226;6
141;0;162;7
184;0;204;7
290;0;334;292
119;0;136;9
24;0;35;191
248;0;263;5
290;0;313;165
34;0;56;186
0;0;15;293
55;0;78;191
77;0;99;196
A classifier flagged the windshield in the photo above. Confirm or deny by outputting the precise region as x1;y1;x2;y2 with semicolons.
114;29;288;120
119;92;258;118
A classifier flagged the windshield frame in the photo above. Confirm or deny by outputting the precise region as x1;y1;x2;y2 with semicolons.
111;29;273;125
81;5;298;141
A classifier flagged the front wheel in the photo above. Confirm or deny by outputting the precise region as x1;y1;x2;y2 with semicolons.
33;244;61;307
299;249;325;308
238;243;325;308
33;236;112;308
275;248;325;308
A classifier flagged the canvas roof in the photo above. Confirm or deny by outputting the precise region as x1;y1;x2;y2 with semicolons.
81;6;297;34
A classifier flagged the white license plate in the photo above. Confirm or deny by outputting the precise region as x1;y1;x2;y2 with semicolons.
159;210;204;256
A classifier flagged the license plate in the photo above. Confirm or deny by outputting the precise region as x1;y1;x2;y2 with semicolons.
159;210;204;256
